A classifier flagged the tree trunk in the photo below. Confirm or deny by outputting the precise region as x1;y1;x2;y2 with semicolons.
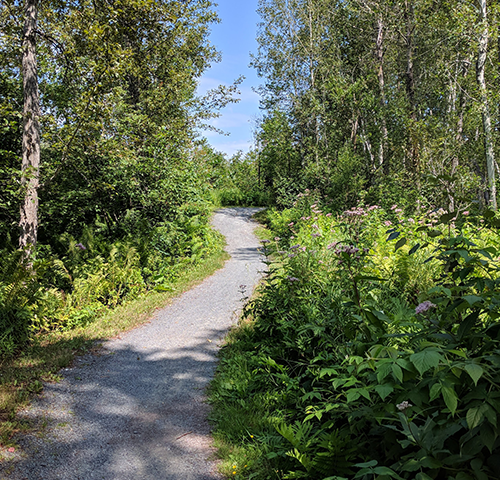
476;0;497;210
404;1;419;174
19;0;41;256
375;15;389;174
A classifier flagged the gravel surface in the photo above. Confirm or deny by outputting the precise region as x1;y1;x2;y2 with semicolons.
1;208;264;480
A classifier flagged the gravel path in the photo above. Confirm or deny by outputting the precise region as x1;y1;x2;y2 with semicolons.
1;208;264;480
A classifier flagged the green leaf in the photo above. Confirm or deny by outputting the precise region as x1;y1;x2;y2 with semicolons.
346;389;361;403
410;348;443;376
354;460;377;468
463;295;483;306
427;229;442;238
467;404;488;429
374;383;394;401
480;422;497;453
464;364;484;386
391;363;403;383
387;231;400;241
415;474;434;480
429;382;442;401
373;466;404;479
440;212;456;223
457;311;480;341
395;237;407;251
408;243;420;255
456;473;474;480
442;386;458;415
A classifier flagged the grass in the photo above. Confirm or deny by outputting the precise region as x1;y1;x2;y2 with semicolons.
0;246;230;446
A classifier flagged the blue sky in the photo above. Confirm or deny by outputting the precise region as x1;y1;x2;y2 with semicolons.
197;0;261;157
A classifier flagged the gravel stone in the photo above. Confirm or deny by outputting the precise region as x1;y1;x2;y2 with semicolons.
0;208;264;480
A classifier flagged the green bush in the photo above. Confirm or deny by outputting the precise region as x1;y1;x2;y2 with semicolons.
211;198;500;480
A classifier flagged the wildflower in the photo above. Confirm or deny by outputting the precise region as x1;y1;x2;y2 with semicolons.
312;223;319;229
408;218;415;223
288;222;294;227
384;221;392;227
327;241;339;250
394;209;403;213
261;239;271;244
290;244;301;249
312;233;321;238
391;204;398;210
463;211;469;216
415;300;436;314
288;254;296;258
287;276;300;283
326;213;332;217
318;260;324;264
301;246;306;252
396;401;412;411
75;243;86;250
290;236;295;240
274;237;280;241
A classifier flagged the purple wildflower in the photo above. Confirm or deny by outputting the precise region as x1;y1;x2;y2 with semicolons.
75;243;86;250
415;301;436;314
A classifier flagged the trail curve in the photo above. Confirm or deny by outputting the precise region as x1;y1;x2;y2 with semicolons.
1;207;264;480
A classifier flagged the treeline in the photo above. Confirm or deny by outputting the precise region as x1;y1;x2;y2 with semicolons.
250;0;499;212
0;0;239;354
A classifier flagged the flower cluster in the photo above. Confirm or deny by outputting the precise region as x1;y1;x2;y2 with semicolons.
396;401;412;411
415;300;436;314
332;244;359;256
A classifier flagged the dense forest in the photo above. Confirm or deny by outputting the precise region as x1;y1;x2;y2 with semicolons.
3;0;500;478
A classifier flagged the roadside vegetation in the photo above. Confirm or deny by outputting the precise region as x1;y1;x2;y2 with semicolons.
210;196;500;480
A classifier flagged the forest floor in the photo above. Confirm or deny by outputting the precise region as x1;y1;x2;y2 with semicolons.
0;207;264;480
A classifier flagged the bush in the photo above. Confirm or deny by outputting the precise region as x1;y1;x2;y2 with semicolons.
210;198;500;480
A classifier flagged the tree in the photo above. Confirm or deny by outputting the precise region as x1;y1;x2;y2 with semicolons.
19;0;40;256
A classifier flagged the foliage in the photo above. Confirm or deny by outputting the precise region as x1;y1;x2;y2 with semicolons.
210;198;500;480
251;0;497;213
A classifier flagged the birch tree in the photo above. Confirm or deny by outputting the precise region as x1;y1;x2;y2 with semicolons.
476;0;497;210
19;0;40;256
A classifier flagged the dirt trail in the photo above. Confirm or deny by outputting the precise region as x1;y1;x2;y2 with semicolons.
1;208;264;480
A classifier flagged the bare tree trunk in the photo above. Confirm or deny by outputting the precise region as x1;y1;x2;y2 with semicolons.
19;0;41;256
404;1;419;174
375;15;389;174
476;0;497;210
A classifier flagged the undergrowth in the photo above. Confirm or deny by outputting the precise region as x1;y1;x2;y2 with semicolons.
0;232;228;447
210;193;500;480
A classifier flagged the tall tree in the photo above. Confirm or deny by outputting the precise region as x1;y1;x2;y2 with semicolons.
476;0;497;210
19;0;40;256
